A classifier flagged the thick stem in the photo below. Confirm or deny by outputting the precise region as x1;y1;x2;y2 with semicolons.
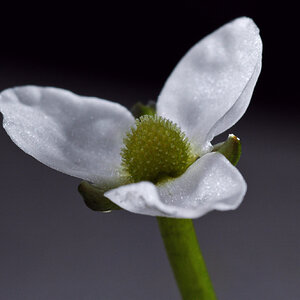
157;217;217;300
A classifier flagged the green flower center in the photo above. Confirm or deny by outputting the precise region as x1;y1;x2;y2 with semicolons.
121;115;196;184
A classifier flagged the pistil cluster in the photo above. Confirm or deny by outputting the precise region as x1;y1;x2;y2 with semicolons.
121;115;196;184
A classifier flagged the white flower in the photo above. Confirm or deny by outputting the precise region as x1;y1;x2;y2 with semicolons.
0;17;262;219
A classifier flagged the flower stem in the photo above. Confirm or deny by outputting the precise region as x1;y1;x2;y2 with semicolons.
157;217;217;300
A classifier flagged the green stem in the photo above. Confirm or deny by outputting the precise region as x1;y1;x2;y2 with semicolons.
157;217;217;300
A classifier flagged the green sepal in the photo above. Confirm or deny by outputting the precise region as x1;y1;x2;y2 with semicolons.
78;181;121;212
130;101;156;118
213;134;242;166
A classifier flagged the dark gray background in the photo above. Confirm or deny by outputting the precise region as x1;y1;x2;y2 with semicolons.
0;3;299;300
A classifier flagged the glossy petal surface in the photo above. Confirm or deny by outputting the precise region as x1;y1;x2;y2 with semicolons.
0;86;135;185
105;153;247;218
157;17;262;154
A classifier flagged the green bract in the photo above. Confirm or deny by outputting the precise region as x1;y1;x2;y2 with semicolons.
121;115;196;184
213;134;242;166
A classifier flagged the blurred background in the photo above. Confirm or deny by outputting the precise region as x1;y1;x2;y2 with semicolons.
0;2;299;300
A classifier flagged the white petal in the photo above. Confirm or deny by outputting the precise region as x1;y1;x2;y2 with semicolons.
157;17;262;154
105;152;246;218
105;181;180;217
0;86;135;185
